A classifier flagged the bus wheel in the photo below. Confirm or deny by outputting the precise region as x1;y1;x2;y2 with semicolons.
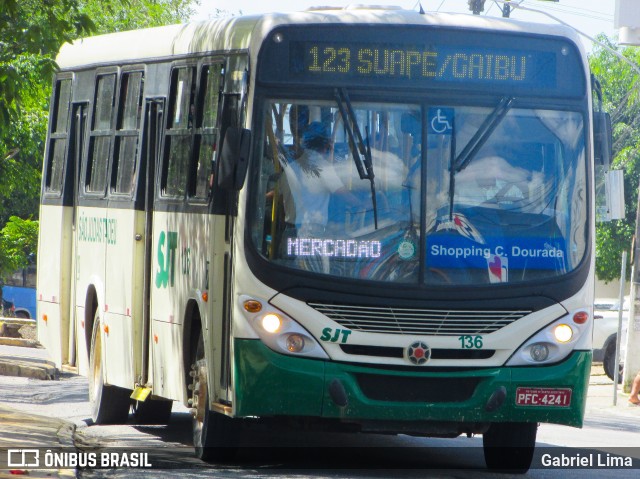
483;422;537;472
133;398;173;425
89;314;131;424
191;332;237;462
603;341;623;383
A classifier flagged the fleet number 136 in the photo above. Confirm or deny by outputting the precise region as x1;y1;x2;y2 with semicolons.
458;335;483;349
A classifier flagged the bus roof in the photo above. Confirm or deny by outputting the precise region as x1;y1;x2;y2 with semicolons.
56;6;585;70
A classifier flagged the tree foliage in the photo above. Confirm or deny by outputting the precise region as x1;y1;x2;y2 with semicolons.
590;36;640;282
1;0;95;230
81;0;199;35
0;0;198;272
0;0;94;129
0;217;39;282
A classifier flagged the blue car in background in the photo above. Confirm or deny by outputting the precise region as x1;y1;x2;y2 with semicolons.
2;285;36;319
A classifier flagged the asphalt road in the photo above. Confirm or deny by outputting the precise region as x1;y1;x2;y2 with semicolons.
0;367;639;478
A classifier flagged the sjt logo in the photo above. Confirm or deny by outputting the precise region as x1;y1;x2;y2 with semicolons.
156;231;178;288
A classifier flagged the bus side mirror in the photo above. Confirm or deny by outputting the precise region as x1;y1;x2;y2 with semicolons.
218;126;251;191
594;111;612;167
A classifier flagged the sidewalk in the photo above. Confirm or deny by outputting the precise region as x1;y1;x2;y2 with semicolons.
0;318;56;381
0;342;74;477
0;342;57;380
0;405;76;477
585;363;640;415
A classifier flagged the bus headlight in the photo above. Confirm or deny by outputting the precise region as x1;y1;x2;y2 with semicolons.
261;313;282;333
554;324;573;343
239;295;328;359
506;309;590;366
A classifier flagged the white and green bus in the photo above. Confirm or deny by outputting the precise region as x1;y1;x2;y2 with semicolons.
37;6;609;471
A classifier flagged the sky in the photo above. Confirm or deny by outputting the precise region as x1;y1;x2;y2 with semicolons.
193;0;619;49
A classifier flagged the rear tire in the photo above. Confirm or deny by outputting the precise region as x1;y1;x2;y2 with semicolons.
603;341;623;383
483;422;537;472
191;331;237;462
89;313;131;424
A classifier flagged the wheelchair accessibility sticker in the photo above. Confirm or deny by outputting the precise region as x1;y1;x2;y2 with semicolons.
428;107;454;135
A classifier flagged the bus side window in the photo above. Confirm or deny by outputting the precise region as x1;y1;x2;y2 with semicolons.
112;70;144;196
45;78;72;195
162;66;196;198
86;73;117;194
191;62;223;200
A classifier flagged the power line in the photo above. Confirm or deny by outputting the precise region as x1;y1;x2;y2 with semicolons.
532;1;614;18
523;0;613;22
433;0;613;22
537;8;612;22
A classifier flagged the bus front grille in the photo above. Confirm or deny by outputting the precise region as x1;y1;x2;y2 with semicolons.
340;344;495;360
308;302;530;335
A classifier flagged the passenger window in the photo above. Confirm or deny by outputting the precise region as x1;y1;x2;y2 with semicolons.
191;63;223;200
113;71;144;195
45;78;72;194
162;66;195;197
87;73;116;194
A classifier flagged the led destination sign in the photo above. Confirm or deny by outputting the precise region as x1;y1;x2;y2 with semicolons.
292;42;555;88
258;26;586;96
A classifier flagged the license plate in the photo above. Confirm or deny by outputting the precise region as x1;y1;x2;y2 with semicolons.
515;387;572;407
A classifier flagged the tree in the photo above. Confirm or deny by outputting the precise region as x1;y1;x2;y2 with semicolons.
1;0;94;228
0;0;93;131
590;36;640;282
0;55;49;227
0;217;38;283
0;0;198;276
81;0;199;35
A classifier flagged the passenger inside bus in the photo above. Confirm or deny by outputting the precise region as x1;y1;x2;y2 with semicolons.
281;121;362;237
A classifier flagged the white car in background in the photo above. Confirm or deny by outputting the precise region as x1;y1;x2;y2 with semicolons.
592;297;628;382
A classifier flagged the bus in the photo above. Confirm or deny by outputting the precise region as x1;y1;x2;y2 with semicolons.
37;5;610;471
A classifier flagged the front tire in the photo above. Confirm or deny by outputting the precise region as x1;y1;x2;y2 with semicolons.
483;422;537;473
191;331;237;462
603;340;623;383
89;313;131;424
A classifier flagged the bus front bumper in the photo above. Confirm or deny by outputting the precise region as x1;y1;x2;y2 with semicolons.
234;339;590;429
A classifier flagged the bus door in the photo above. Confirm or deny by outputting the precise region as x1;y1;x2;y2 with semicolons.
102;70;148;389
214;56;248;403
68;102;88;369
37;76;75;369
139;98;164;387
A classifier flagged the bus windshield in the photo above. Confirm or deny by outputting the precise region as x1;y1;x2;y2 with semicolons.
250;99;587;286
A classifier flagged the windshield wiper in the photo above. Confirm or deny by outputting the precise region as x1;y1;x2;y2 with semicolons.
453;96;514;173
447;96;514;219
335;87;378;229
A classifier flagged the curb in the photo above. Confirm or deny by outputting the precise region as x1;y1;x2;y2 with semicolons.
0;337;40;348
0;358;58;380
0;317;36;326
0;405;76;477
